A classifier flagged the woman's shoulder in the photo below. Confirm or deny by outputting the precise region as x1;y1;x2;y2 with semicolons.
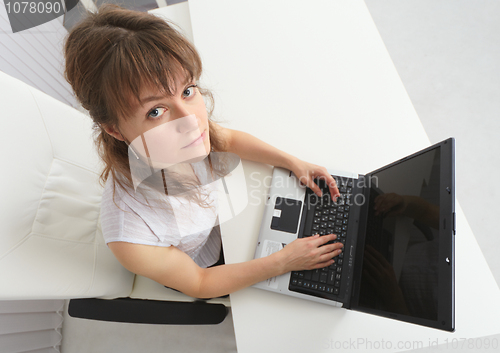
100;173;156;228
99;173;182;247
100;174;131;221
101;173;152;207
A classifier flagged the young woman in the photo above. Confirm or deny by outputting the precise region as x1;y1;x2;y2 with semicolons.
63;4;343;299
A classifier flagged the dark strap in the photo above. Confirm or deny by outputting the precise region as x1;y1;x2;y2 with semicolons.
68;297;228;325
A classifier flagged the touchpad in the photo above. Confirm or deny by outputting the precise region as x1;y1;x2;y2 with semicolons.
271;197;302;234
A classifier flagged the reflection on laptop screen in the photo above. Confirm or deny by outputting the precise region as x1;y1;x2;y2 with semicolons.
358;147;441;322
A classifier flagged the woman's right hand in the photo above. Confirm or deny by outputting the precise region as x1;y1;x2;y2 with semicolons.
108;233;343;299
276;233;343;274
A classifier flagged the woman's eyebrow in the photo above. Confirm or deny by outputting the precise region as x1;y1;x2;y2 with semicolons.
139;78;195;104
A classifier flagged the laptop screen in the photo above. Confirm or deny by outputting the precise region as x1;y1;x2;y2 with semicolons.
351;139;454;331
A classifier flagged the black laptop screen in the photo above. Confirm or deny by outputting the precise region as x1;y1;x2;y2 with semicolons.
356;147;443;323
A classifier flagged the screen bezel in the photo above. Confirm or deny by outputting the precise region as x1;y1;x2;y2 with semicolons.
349;138;455;332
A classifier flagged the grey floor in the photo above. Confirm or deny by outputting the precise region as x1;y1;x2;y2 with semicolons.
61;1;500;352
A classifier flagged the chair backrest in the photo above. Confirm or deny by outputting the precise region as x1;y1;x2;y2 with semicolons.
0;71;134;300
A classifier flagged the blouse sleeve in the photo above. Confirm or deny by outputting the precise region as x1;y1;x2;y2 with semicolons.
99;181;177;248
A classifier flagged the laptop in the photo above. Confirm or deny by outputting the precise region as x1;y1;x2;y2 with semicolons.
252;138;455;332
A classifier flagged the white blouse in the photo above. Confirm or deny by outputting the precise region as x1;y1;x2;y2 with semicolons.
100;157;222;268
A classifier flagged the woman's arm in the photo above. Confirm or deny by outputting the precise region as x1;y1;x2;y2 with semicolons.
214;123;340;200
219;125;297;171
108;233;342;299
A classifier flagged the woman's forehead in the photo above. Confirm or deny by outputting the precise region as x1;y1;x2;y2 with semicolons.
115;62;196;119
140;70;193;99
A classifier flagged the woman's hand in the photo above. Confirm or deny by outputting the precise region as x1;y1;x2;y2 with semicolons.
288;157;340;201
276;233;344;273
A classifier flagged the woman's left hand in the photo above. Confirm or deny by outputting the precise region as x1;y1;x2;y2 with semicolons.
288;157;340;201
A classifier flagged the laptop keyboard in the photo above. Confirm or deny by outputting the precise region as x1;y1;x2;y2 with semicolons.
289;176;353;299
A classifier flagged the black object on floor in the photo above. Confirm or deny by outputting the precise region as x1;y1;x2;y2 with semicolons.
68;297;228;325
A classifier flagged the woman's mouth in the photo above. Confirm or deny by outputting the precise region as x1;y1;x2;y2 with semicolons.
182;130;206;149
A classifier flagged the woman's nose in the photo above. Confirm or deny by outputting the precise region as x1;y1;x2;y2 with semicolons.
171;98;192;119
169;97;200;133
175;113;199;134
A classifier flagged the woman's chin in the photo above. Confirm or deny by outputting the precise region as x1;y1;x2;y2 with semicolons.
187;154;208;164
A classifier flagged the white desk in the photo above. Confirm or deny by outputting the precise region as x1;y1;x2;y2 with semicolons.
186;1;500;352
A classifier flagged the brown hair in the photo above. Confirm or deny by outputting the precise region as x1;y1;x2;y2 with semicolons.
63;3;229;209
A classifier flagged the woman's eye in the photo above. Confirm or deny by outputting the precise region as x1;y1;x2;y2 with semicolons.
148;107;166;119
183;85;197;98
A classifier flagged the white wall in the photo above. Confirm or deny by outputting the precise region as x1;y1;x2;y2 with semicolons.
0;0;83;112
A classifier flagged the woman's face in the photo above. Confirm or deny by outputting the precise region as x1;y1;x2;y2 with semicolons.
110;72;210;169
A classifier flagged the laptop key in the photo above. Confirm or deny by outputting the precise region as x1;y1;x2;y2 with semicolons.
320;272;328;283
328;271;335;285
310;194;319;204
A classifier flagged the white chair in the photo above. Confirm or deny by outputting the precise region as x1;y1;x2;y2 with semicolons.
0;70;230;325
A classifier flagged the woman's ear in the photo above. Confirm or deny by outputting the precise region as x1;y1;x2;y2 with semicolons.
101;124;125;141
